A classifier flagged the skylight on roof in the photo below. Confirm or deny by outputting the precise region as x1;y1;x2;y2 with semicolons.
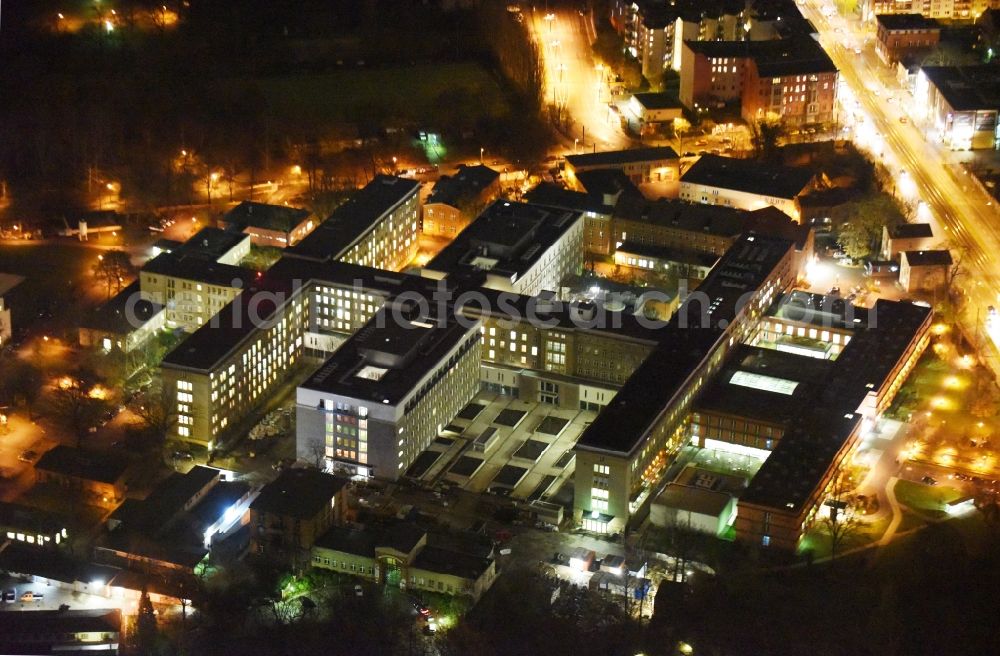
356;365;388;381
729;370;799;395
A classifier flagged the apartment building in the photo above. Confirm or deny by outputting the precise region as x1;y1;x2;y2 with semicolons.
295;300;482;480
572;234;796;534
288;175;420;271
680;37;838;126
220;201;316;248
422;200;583;297
564;146;680;185
679;154;816;221
422;164;501;238
861;0;999;22
875;14;941;65
612;0;809;78
914;65;1000;150
250;468;350;565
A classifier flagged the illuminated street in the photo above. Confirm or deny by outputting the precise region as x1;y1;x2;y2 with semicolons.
803;1;1000;362
527;8;633;151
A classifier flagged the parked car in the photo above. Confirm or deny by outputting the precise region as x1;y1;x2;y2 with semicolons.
354;585;364;597
18;450;38;463
921;476;937;486
20;591;43;602
2;588;16;602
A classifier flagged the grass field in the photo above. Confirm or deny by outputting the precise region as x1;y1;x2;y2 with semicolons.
894;479;963;518
249;62;510;126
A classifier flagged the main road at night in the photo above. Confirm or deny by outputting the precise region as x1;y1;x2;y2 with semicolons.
803;1;1000;355
526;7;632;152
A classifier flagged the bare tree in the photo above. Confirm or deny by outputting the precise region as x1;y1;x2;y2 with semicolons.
306;437;326;469
819;465;863;560
92;249;135;298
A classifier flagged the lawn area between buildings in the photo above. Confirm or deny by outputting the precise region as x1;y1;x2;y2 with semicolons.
246;62;510;127
894;479;963;519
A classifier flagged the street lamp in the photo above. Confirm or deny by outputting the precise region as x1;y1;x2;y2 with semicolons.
574;138;579;153
480;147;484;164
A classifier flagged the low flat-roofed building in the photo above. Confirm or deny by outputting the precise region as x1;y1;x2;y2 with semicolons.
0;501;68;548
422;200;583;297
312;521;497;601
900;249;953;292
565;146;680;185
78;281;165;372
875;14;941;65
881;222;934;260
915;65;1000;150
287;175;420;271
98;468;253;574
0;272;25;347
625;93;684;135
250;468;350;565
220;201;316;248
524;183;615;255
296;300;481;480
0;608;122;655
679;154;816;221
35;446;130;508
650;483;736;535
422;164;501;238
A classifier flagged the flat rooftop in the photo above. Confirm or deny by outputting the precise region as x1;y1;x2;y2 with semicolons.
681;154;814;200
656;483;732;517
286;175;420;261
300;302;477;406
632;92;683;111
904;249;953;266
694;345;831;422
0;272;25;297
888;222;933;239
577;233;794;455
921;65;1000;112
424;200;581;285
251;468;349;520
566;146;678;169
35;445;130;484
769;290;863;330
